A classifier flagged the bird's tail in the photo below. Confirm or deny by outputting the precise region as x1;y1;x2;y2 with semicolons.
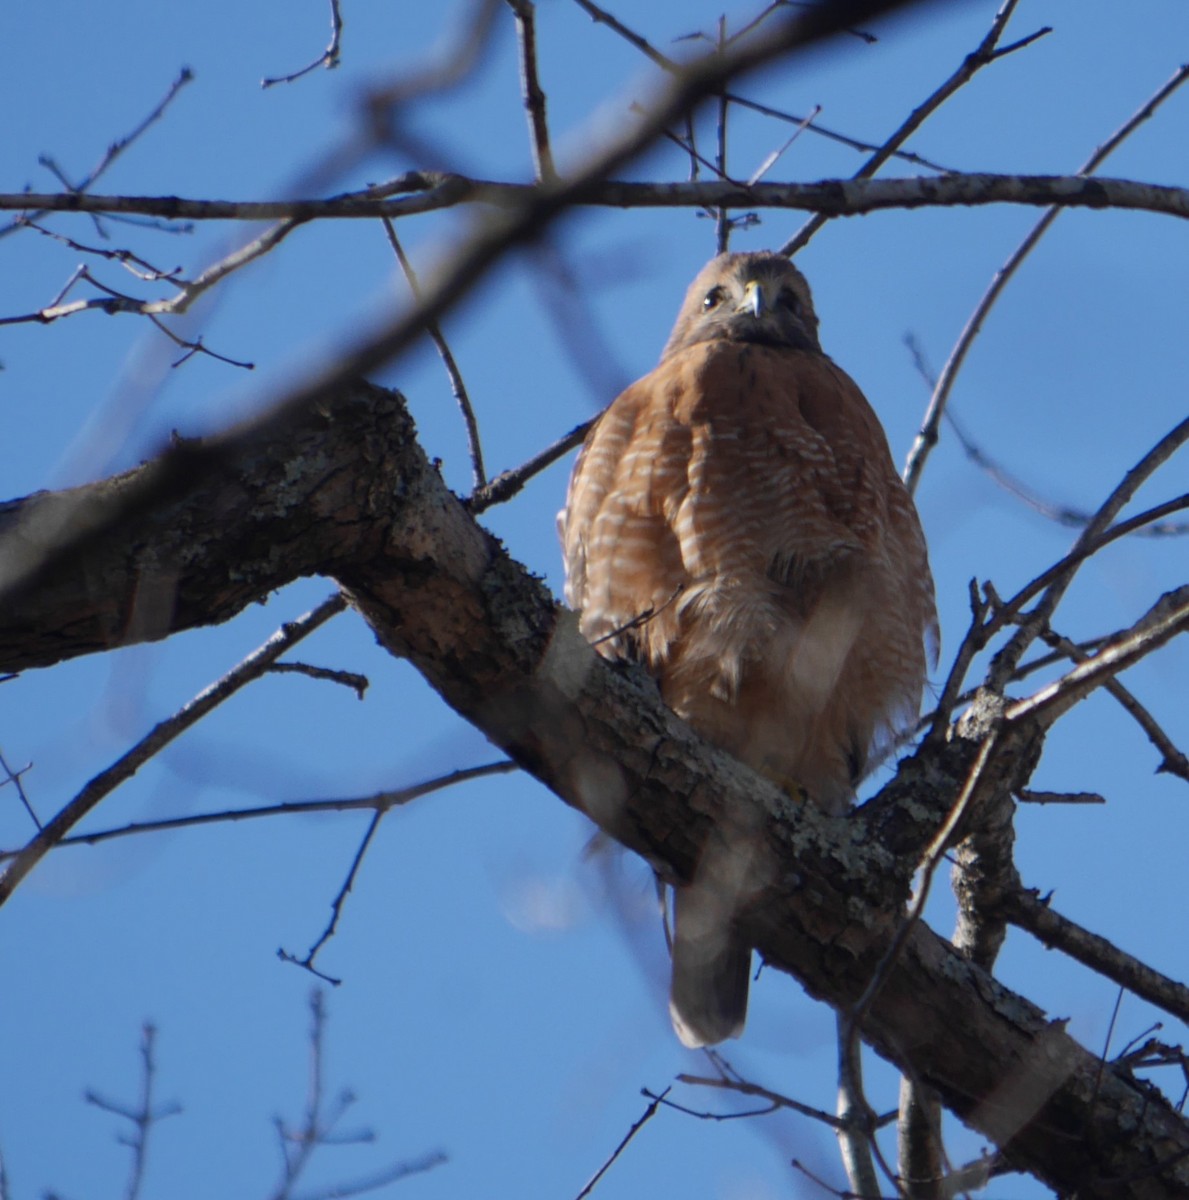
668;881;751;1048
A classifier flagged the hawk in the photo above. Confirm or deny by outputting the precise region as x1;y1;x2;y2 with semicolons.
559;251;936;1047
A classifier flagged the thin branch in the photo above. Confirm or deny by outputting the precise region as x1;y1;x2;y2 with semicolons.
1001;888;1189;1027
944;405;1189;536
836;1012;883;1198
3;173;1186;224
0;593;347;906
746;104;821;186
781;0;1044;256
1003;586;1189;729
2;264;256;368
145;217;308;316
714;16;731;254
467;417;596;512
381;220;486;488
574;1088;668;1200
675;1073;849;1128
994;487;1189;639
267;661;370;700
293;1151;448;1200
0;747;40;830
84;1024;182;1200
507;0;557;184
1015;789;1106;805
573;0;953;172
1039;629;1189;783
262;0;344;88
1;68;193;240
902;62;1189;494
21;218;184;282
959;414;1189;702
280;809;385;984
267;991;445;1200
0;761;518;861
925;487;1189;739
908;332;1189;537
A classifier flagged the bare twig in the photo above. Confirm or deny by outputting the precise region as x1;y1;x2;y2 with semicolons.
279;810;384;985
268;991;447;1200
0;593;347;906
267;660;369;699
927;485;1189;739
84;1024;181;1200
468;417;596;512
574;1088;668;1200
746;104;821;186
145;218;308;317
909;329;1189;537
21;218;184;282
972;415;1189;696
780;0;1044;257
851;725;1001;1030
714;16;731;254
0;747;40;830
1039;629;1189;783
2;264;256;368
676;1073;852;1128
381;219;486;488
0;761;518;860
507;0;557;183
1003;586;1189;729
902;62;1189;494
262;0;344;87
2;68;193;240
1015;789;1106;805
944;404;1189;537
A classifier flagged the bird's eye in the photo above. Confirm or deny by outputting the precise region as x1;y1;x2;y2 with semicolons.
702;286;725;311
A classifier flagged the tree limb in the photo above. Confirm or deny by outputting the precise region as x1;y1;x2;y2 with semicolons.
1;381;1185;1197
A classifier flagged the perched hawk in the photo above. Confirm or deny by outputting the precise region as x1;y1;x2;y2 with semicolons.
559;251;936;1047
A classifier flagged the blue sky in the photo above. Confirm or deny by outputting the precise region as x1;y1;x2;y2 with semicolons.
2;3;1187;1198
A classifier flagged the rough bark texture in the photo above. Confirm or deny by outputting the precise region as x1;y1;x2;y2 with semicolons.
2;382;1187;1198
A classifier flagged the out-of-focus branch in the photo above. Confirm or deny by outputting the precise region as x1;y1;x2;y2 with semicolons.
84;1023;181;1200
269;991;447;1200
902;62;1189;494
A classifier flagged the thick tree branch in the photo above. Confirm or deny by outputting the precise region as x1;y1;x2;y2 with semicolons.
1;383;1186;1197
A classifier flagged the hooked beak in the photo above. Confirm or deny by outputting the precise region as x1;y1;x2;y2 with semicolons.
738;279;767;318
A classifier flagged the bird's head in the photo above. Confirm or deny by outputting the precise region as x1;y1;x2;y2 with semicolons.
661;251;822;361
